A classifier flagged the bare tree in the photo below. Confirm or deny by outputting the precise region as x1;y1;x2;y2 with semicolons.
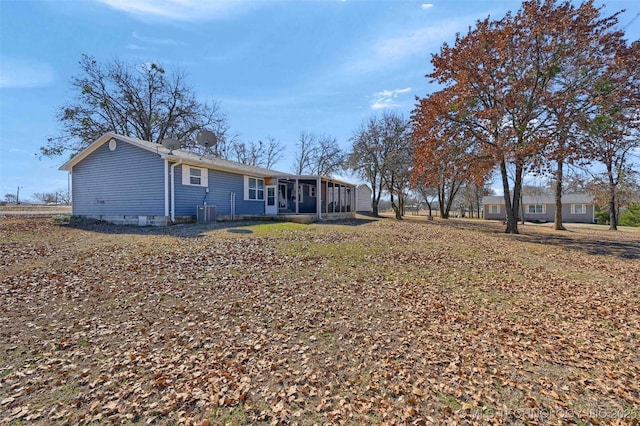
42;54;231;158
311;135;344;177
347;117;384;216
347;112;412;219
292;132;316;175
416;185;438;219
458;182;493;218
379;112;412;220
292;132;344;176
232;137;284;169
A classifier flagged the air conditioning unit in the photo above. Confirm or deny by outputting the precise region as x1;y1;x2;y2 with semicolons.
196;205;216;223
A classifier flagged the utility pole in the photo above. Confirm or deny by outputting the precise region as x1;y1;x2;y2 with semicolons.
16;186;22;205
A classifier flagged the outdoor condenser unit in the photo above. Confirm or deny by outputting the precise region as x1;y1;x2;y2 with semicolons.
196;205;216;223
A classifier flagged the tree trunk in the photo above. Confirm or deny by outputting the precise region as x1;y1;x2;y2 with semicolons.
390;192;402;220
438;184;448;219
371;180;383;217
553;159;566;230
499;158;519;234
608;170;618;231
425;199;433;220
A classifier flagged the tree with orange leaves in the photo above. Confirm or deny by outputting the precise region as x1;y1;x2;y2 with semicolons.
411;88;492;219
414;0;634;233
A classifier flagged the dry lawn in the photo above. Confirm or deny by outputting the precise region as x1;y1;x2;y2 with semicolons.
1;215;639;425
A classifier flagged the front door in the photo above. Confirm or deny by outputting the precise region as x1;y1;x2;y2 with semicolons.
265;185;278;215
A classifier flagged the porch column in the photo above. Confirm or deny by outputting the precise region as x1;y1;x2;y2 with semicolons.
317;176;322;220
352;187;356;212
325;180;330;214
331;182;335;213
295;177;299;214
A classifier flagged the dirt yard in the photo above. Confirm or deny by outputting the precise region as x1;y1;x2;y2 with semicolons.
1;215;638;425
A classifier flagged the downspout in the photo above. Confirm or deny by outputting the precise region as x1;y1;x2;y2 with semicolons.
317;176;322;220
164;159;169;217
170;160;182;222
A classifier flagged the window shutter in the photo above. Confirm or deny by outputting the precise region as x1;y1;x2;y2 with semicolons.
181;165;190;186
201;168;208;187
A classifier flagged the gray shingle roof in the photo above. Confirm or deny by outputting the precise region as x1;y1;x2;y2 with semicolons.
60;132;287;177
482;193;593;205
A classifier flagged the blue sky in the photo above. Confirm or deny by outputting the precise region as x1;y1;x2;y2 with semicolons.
1;0;639;201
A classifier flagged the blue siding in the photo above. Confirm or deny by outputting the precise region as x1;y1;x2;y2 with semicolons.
298;184;317;214
72;142;165;216
173;166;264;216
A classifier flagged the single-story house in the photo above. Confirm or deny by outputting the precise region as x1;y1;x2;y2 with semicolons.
355;184;373;213
482;193;596;223
60;133;356;225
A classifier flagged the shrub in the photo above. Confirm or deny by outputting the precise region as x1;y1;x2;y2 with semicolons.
594;206;609;225
619;203;640;227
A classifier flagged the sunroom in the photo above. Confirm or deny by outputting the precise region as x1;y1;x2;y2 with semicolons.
265;175;356;220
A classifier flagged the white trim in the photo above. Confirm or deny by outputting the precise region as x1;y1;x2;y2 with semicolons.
526;204;546;214
295;178;299;214
317;176;322;220
182;165;208;187
164;159;169;217
60;132;280;177
244;176;265;201
571;204;586;214
265;185;278;215
170;160;182;222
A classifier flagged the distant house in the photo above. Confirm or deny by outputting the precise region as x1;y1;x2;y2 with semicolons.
355;184;373;213
60;133;356;225
482;193;596;223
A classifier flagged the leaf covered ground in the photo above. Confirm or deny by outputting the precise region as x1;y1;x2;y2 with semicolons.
1;215;639;425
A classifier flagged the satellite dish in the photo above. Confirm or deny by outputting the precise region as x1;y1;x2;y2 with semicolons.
196;130;218;149
161;137;181;153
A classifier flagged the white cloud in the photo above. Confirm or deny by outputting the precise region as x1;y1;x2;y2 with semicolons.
124;44;145;50
346;20;460;74
95;0;249;21
421;4;434;9
0;57;54;89
132;32;185;46
370;87;412;110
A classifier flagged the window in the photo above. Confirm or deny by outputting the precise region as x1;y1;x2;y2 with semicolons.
309;185;316;198
244;176;264;201
527;204;545;214
182;165;208;187
190;168;202;185
571;204;586;214
490;205;500;214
